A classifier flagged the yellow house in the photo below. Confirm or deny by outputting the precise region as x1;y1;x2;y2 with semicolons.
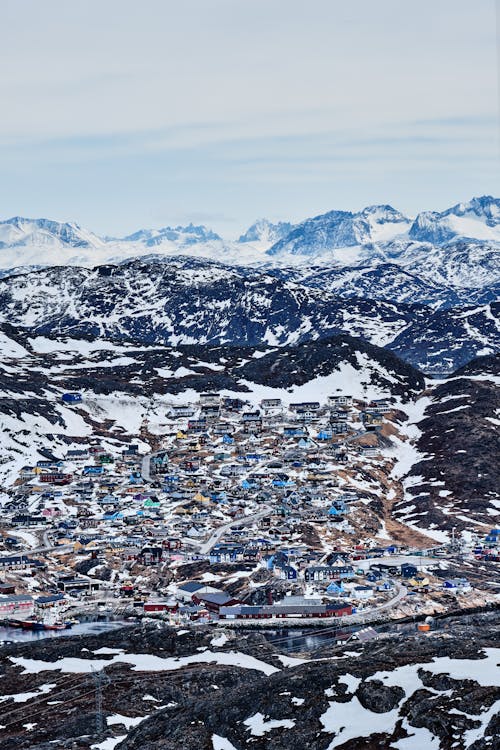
408;575;429;588
193;491;209;502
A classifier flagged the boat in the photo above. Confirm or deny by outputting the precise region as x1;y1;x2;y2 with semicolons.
2;618;23;628
3;617;73;631
19;619;46;631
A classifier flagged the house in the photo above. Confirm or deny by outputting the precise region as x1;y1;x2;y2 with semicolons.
327;395;353;408
408;575;429;589
62;392;83;404
200;404;220;420
168;405;195;418
176;581;221;602
39;473;72;485
191;592;240;613
353;585;373;599
219;601;352;620
0;583;16;595
57;576;100;593
330;421;348;435
187;419;207;433
199;392;220;405
83;465;104;476
277;564;298;580
289;402;320;412
442;578;471;592
284;426;306;437
144;598;178;613
137;546;166;565
369;399;391;413
209;543;244;564
401;563;418;579
363;411;383;427
11;514;47;527
36;459;64;469
326;581;345;596
317;430;333;441
66;449;90;462
304;565;354;582
0;594;34;614
222;397;245;412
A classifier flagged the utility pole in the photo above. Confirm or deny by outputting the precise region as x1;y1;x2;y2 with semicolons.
92;668;110;736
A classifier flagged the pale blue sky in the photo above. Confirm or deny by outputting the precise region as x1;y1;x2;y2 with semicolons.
0;0;498;236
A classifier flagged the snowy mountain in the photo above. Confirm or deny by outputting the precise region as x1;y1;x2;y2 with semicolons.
122;223;222;246
0;217;264;270
0;198;498;301
238;219;295;250
0;216;104;249
277;263;497;309
0;257;497;373
383;238;500;291
267;204;411;257
408;195;500;244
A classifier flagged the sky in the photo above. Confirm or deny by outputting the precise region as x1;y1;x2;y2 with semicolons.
0;0;498;237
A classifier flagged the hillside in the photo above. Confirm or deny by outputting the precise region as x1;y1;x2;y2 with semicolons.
0;258;497;374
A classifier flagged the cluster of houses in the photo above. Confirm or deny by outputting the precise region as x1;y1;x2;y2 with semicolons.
0;390;486;624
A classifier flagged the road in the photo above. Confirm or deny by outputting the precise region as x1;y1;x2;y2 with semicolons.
141;449;169;483
198;506;273;554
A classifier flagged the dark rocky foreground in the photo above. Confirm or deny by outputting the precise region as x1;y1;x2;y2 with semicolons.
0;612;498;750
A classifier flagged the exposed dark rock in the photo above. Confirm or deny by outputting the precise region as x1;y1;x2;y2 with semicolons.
356;679;404;713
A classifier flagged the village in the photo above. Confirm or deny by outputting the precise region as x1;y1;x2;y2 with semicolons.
0;390;498;633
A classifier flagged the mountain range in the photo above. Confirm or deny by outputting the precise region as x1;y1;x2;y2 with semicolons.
0;256;497;374
0;195;498;266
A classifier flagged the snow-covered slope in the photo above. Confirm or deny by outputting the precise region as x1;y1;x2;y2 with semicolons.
0;326;424;488
238;219;295;251
0;217;266;270
0;199;498;300
0;257;497;373
408;195;500;244
0;216;104;250
122;223;222;246
267;204;411;257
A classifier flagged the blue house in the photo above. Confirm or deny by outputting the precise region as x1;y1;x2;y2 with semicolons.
328;506;344;517
317;430;332;440
103;511;123;521
284;427;305;437
83;465;104;476
222;434;234;445
164;474;179;483
62;393;83;404
326;581;344;595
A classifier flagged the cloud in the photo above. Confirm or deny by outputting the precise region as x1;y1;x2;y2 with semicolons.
0;0;497;232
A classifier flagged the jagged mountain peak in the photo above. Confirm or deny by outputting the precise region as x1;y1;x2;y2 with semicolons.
123;223;222;246
238;218;295;248
267;204;411;256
